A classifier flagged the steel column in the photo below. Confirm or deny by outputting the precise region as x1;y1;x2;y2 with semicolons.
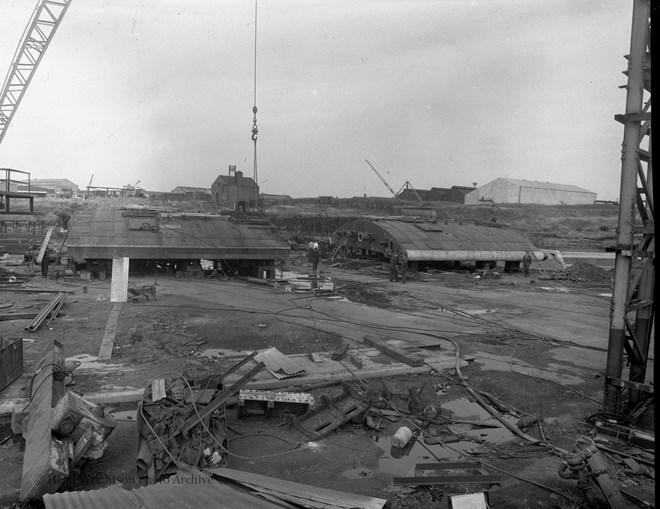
604;0;653;414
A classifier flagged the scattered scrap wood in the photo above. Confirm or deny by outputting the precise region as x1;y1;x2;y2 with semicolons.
255;347;306;379
363;335;424;367
207;467;387;509
348;354;363;369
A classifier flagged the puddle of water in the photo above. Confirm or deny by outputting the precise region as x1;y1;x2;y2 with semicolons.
111;410;137;421
443;398;491;421
341;466;376;479
372;435;473;477
369;398;516;477
539;287;569;293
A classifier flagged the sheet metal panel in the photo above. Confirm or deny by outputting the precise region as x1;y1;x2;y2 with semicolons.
43;474;284;509
67;209;289;260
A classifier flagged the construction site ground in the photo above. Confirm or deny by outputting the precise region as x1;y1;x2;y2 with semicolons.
0;257;654;508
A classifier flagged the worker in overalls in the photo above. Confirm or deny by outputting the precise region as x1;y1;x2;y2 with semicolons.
522;251;533;277
398;251;408;283
389;250;399;282
41;248;51;277
310;243;320;274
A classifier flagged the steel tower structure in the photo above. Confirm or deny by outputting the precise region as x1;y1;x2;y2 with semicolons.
604;0;653;415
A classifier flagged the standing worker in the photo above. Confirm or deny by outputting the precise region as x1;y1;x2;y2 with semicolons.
310;243;320;274
522;251;532;277
56;210;71;230
389;250;399;282
398;251;408;283
41;248;51;277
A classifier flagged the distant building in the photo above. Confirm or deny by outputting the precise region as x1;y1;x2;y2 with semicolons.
212;167;259;210
443;185;477;204
262;193;294;206
22;178;79;198
397;188;446;202
170;186;211;196
464;178;596;205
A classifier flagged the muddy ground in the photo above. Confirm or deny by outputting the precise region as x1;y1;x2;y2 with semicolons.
0;255;654;509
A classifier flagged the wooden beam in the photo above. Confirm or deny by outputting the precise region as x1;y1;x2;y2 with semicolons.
363;335;424;367
35;226;54;264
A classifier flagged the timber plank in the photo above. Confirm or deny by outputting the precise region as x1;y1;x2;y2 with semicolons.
363;335;425;367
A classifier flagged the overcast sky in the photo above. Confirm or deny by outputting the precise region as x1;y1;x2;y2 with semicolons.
0;1;633;199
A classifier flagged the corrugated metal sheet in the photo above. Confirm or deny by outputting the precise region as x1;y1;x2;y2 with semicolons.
43;473;284;509
254;347;306;379
336;219;543;262
67;209;290;260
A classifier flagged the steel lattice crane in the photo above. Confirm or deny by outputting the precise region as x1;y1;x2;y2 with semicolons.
0;0;73;145
365;159;396;196
365;159;423;203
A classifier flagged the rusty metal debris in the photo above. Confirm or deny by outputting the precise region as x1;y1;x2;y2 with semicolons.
288;383;374;439
136;376;229;481
136;353;266;480
0;337;23;391
237;389;315;418
559;436;633;509
128;284;157;301
19;340;116;502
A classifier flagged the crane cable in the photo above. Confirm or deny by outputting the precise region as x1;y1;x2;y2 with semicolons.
251;0;259;203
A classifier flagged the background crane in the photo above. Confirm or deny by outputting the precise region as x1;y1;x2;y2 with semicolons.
365;159;423;203
365;159;396;196
0;0;73;145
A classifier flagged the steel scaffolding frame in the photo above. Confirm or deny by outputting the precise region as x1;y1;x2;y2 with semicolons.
604;0;654;414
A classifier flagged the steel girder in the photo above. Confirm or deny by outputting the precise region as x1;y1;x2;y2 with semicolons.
604;0;654;414
0;0;73;145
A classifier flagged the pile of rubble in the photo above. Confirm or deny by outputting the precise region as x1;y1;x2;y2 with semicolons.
553;262;613;284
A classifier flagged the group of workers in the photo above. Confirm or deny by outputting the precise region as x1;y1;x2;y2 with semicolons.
387;248;408;283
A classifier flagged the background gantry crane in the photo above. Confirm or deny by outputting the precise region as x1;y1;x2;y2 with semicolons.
0;0;73;145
